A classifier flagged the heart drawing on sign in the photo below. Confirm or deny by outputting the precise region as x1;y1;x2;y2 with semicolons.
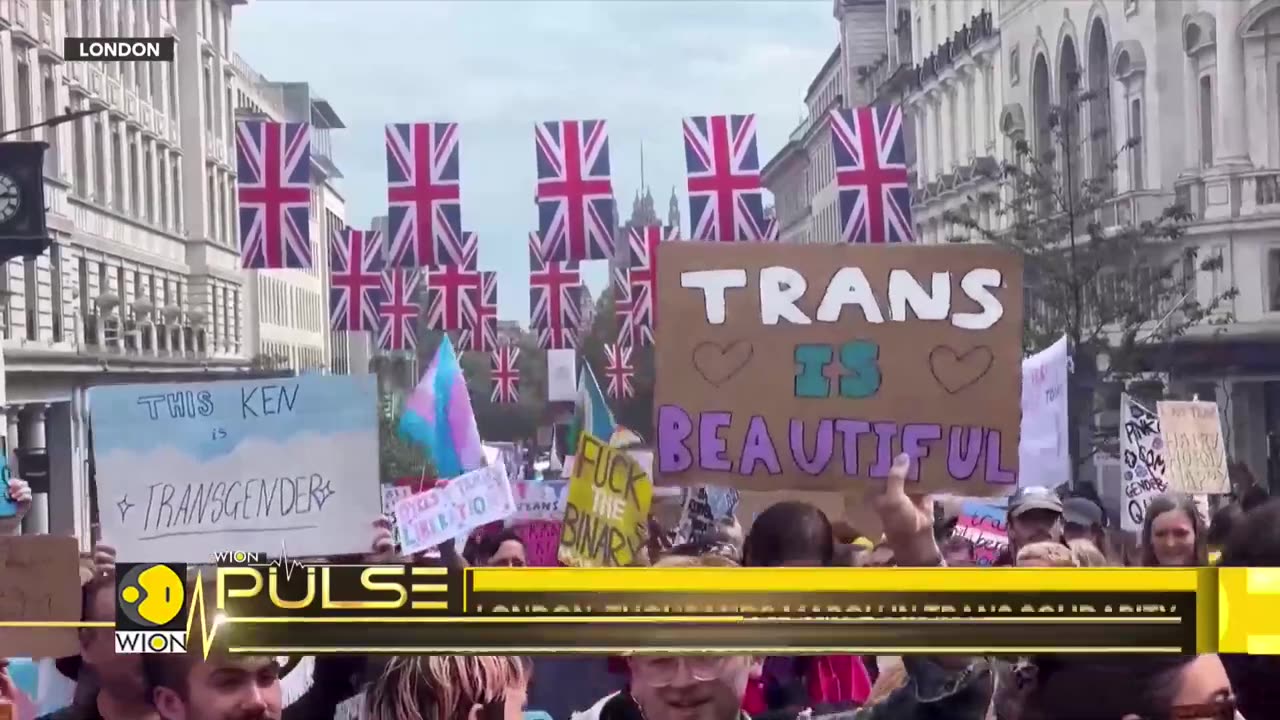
691;341;754;387
928;345;994;395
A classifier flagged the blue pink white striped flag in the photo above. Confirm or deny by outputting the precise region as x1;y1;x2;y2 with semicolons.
397;335;484;478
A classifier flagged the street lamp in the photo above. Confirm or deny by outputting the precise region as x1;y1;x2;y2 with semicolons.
0;107;105;141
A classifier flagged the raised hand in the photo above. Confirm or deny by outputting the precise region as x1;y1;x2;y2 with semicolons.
0;477;32;536
92;541;118;576
364;516;397;563
864;454;940;566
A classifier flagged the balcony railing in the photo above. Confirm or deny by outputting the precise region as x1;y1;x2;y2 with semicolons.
909;9;996;92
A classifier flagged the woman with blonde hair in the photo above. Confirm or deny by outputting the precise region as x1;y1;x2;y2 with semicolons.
1015;541;1078;567
1066;538;1109;567
365;656;531;720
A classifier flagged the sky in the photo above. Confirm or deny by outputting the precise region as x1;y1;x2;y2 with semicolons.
233;0;837;322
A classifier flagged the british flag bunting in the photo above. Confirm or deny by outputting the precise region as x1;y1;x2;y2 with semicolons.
829;106;914;244
613;263;634;350
377;269;421;352
236;121;312;269
534;120;616;265
627;225;672;346
386;122;464;267
490;345;520;403
424;264;481;331
603;344;634;400
528;232;583;351
328;227;385;332
462;271;498;353
683;114;768;242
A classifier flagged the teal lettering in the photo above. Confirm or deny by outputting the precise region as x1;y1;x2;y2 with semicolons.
794;344;833;398
839;340;882;399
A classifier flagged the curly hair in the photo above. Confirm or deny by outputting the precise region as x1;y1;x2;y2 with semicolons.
365;656;530;720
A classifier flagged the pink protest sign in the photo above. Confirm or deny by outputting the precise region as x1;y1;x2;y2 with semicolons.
512;520;562;567
954;501;1008;565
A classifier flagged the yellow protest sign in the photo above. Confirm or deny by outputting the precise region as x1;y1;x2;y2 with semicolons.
558;432;653;567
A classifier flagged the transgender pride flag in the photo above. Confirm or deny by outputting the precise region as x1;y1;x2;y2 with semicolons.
398;335;484;478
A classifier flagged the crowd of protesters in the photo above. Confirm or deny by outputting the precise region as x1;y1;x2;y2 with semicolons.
3;453;1278;720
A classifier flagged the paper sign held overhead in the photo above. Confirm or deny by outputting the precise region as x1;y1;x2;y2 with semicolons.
88;375;382;563
653;242;1023;495
559;433;653;567
1119;394;1168;532
1156;401;1230;495
508;481;567;524
395;463;515;556
1019;336;1070;490
0;535;81;658
547;349;577;402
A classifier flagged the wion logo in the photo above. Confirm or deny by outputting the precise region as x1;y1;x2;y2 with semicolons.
115;563;189;654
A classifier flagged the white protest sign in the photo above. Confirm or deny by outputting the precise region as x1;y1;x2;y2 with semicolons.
547;349;577;402
395;463;515;555
1156;400;1230;495
508;481;567;523
1119;394;1170;532
1019;336;1070;489
88;375;381;562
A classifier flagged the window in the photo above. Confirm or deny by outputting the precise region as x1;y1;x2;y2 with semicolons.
1129;97;1145;190
202;63;214;133
129;131;141;217
97;0;109;37
15;56;32;140
1270;248;1280;312
1199;75;1214;168
42;66;59;177
167;63;178;118
93;115;107;201
65;0;78;35
111;124;125;211
206;174;216;241
171;161;183;230
72;98;88;194
50;244;63;342
24;259;38;341
144;141;156;223
78;258;90;317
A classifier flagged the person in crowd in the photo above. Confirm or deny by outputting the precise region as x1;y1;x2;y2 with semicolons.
993;487;1062;566
741;502;872;715
995;654;1239;720
1207;503;1243;564
1060;497;1106;553
1217;498;1280;720
143;626;284;720
479;529;527;567
939;536;975;566
575;455;999;720
1014;542;1077;568
1066;539;1108;567
364;656;531;720
1140;493;1208;567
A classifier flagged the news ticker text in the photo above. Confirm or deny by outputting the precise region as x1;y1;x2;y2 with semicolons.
103;566;1280;656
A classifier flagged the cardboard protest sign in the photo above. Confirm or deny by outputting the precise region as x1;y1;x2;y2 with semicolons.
0;535;81;657
508;481;567;524
654;242;1023;495
558;433;653;567
1157;401;1230;495
513;520;562;566
382;485;413;549
395;464;515;556
1119;395;1169;532
955;501;1009;565
1019;336;1070;490
675;486;740;544
88;375;381;562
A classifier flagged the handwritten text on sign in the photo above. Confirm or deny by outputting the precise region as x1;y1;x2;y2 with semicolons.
395;464;515;556
88;375;381;562
1157;401;1230;495
653;243;1023;495
508;481;567;524
1119;395;1168;532
559;433;653;567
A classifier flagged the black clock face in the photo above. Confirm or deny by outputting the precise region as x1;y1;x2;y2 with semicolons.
0;173;19;224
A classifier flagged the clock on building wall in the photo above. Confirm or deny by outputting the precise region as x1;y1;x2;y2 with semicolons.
0;141;52;262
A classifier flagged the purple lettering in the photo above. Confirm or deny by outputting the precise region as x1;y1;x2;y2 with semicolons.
983;429;1018;485
740;416;782;475
948;427;982;480
657;405;693;473
901;424;943;483
834;419;871;476
868;421;898;479
699;412;733;471
790;419;833;475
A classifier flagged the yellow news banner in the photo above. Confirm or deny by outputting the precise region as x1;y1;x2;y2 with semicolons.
469;566;1280;655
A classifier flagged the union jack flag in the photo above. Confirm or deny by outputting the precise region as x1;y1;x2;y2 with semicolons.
603;344;634;399
236;121;312;269
462;271;498;353
424;264;481;331
628;225;672;346
830;106;914;244
764;216;779;242
613;264;635;349
377;269;421;352
528;232;583;350
386;122;463;267
328;227;385;332
534;120;616;264
490;345;520;403
683;114;767;242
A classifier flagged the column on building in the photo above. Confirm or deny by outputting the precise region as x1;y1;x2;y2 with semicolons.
924;97;937;180
956;71;972;163
17;405;49;535
914;105;928;180
940;89;953;173
974;62;989;157
1213;0;1248;167
1182;55;1200;172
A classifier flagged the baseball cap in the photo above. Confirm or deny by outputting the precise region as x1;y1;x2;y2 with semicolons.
1063;497;1103;528
1008;486;1063;518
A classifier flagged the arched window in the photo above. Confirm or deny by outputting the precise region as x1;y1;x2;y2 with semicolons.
1086;18;1113;189
1113;40;1148;191
1058;35;1083;196
1031;53;1052;159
